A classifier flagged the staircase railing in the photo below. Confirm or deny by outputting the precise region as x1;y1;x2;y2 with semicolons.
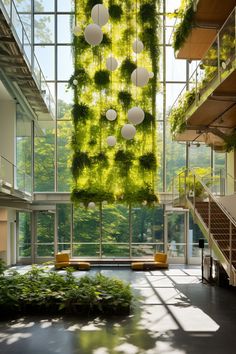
172;168;236;285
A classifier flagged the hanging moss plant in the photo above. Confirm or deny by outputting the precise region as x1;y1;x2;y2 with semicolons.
118;184;158;206
120;58;137;83
93;152;109;166
68;68;89;89
118;91;132;109
73;35;90;52
115;150;134;175
223;132;236;152
139;3;156;24
71;188;115;206
71;151;91;179
169;89;195;135
109;4;123;21
72;103;90;126
94;70;110;88
139;153;157;171
141;112;155;129
85;0;103;17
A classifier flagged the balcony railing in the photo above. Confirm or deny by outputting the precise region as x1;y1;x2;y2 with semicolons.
0;155;32;197
170;7;236;127
0;0;55;118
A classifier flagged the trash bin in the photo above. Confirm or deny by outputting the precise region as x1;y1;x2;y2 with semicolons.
213;259;229;287
203;255;212;281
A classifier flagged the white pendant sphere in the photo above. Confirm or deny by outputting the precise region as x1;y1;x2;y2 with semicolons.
91;4;109;26
131;67;149;87
121;124;136;140
106;56;118;71
149;72;154;78
107;135;116;146
106;109;117;121
84;24;103;46
128;107;145;125
132;39;144;53
73;25;82;36
88;201;96;209
73;79;78;86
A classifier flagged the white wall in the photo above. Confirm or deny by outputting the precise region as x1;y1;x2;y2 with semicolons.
0;100;16;185
227;151;235;194
219;195;236;220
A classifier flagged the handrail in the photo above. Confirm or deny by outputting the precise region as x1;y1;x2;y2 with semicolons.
0;0;55;117
193;173;236;228
171;167;236;226
0;154;32;196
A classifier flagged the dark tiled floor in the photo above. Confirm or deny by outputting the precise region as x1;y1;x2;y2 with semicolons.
1;265;236;353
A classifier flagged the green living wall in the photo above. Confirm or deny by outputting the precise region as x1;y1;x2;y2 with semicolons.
71;0;160;207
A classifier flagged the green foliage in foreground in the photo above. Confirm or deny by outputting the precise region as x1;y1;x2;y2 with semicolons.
0;265;133;317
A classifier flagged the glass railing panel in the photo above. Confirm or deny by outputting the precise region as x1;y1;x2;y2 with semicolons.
23;31;31;67
25;173;32;195
131;243;164;257
102;244;130;258
197;38;219;97
219;8;236;80
72;243;100;257
1;0;11;16
0;156;13;187
11;2;23;44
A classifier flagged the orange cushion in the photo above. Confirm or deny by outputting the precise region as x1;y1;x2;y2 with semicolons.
56;253;70;263
154;252;167;263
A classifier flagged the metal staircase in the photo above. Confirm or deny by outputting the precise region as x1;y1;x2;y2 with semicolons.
172;169;236;286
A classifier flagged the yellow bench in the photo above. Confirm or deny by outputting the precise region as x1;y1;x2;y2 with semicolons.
55;253;90;270
131;252;168;270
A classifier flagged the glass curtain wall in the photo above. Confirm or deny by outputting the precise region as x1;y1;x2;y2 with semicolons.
16;1;226;262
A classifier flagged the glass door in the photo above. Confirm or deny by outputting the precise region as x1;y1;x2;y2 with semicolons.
167;211;186;263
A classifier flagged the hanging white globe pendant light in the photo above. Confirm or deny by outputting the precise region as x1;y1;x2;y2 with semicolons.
84;23;103;46
107;136;117;146
91;4;109;26
128;107;145;125
106;109;117;121
106;56;118;71
132;39;144;53
73;25;82;36
121;124;136;140
88;201;96;209
131;67;149;87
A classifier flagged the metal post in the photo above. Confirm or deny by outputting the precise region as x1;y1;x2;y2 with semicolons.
229;221;232;285
99;202;103;258
129;204;132;258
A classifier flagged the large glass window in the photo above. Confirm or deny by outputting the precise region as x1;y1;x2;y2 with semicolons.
18;212;31;258
57;204;71;252
36;211;55;257
16;108;32;194
34;123;55;192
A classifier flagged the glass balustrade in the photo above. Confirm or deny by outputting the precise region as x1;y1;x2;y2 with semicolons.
0;0;55;117
171;8;236;120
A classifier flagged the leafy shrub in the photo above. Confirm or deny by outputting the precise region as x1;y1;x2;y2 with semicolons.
72;103;90;126
109;4;123;21
94;70;110;88
71;151;91;179
120;58;137;83
117;91;132;109
0;267;133;317
139;153;157;171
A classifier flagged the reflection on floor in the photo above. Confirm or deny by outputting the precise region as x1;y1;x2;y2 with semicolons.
1;265;236;353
